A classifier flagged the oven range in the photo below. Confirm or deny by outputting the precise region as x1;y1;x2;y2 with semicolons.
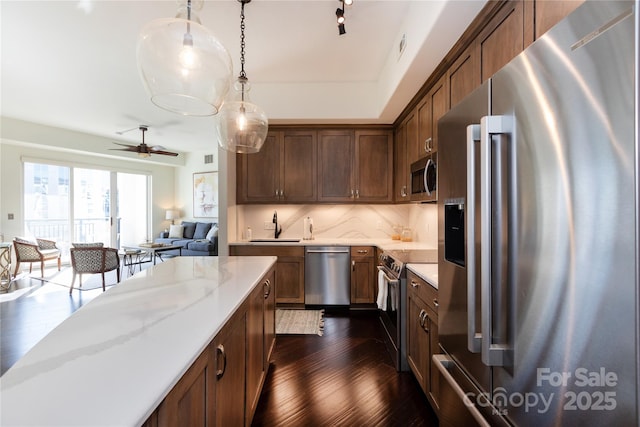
377;248;437;371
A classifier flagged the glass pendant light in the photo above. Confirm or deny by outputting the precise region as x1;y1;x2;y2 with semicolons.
216;0;268;154
137;0;233;116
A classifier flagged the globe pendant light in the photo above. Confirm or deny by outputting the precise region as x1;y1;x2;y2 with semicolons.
137;0;233;116
216;0;268;154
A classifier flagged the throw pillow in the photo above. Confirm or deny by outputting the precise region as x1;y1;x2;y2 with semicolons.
169;224;184;238
206;224;218;241
15;236;38;245
182;221;197;239
193;222;212;240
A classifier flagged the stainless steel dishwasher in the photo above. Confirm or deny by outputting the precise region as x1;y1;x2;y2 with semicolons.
304;246;350;305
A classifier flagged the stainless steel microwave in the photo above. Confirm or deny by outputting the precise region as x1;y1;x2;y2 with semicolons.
410;154;437;202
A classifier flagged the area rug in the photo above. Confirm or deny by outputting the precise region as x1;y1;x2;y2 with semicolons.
276;309;324;336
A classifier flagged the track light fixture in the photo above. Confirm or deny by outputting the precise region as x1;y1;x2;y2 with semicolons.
335;0;351;35
336;7;345;24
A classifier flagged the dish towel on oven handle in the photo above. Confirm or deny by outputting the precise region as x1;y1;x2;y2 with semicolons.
377;269;388;310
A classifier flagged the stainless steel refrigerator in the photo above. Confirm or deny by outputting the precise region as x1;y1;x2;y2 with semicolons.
436;1;638;425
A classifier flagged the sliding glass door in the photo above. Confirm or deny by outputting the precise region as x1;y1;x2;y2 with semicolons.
23;163;71;258
24;162;150;262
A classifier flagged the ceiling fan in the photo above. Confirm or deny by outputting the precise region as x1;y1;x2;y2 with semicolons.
110;125;178;157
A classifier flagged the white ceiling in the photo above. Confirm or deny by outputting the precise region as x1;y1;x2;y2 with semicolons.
1;0;486;154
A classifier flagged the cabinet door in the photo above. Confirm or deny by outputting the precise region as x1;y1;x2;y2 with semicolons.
535;0;584;39
394;122;409;203
246;285;265;423
416;97;431;161
281;130;317;202
405;110;420;165
429;76;448;153
275;256;305;304
447;44;480;110
350;246;375;304
237;132;280;203
156;349;213;427
354;129;393;202
263;268;276;364
477;0;525;82
317;129;354;202
214;311;246;426
406;289;429;395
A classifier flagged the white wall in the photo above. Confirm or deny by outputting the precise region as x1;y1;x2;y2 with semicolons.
0;121;176;245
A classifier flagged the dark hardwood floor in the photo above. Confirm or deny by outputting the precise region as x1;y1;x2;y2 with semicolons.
252;310;439;426
2;276;438;427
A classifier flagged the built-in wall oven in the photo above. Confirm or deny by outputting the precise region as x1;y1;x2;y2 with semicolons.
378;248;437;371
410;154;437;202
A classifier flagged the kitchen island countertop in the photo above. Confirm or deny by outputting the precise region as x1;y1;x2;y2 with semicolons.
0;255;277;426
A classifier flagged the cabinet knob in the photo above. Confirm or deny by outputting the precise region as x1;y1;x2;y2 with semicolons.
357;249;368;254
350;189;355;198
433;298;439;308
401;186;407;197
355;189;360;198
411;280;419;288
351;260;355;271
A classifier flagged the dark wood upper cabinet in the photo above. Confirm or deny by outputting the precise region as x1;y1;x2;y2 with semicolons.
394;117;410;203
317;129;354;202
237;130;317;203
477;0;525;82
317;128;393;203
354;130;394;203
447;43;480;110
535;0;584;40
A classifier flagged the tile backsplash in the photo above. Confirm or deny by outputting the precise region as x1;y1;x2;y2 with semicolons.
236;203;437;247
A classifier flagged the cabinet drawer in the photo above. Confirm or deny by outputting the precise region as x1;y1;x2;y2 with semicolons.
351;246;374;257
407;271;438;313
230;245;304;257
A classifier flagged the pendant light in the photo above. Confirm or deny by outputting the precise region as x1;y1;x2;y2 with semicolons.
137;0;233;116
216;0;268;154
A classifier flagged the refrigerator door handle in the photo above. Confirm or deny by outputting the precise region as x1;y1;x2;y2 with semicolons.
466;124;482;353
480;115;511;367
433;355;492;427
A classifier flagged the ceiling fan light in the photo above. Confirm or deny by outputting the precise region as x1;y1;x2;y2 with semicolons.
344;0;353;5
216;77;269;154
137;6;233;117
336;8;345;24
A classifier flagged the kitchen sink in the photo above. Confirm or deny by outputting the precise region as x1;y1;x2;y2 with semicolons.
250;238;301;243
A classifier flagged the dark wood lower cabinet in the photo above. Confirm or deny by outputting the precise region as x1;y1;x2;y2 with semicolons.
230;246;304;304
406;271;440;414
145;266;275;427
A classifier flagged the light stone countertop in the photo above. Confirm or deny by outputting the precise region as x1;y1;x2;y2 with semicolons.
229;238;435;252
407;263;439;289
0;255;277;426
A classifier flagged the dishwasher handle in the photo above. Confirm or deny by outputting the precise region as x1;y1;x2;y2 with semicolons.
306;249;350;254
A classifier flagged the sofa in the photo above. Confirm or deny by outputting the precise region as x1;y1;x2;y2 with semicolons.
155;221;218;256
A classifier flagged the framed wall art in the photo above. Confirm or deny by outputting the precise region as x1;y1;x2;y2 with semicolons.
193;171;218;218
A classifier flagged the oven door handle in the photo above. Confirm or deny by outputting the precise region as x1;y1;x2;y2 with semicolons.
376;266;399;284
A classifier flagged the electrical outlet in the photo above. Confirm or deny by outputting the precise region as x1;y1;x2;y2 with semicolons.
264;221;276;230
8;213;14;220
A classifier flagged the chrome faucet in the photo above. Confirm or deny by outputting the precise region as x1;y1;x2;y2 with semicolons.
273;210;282;239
